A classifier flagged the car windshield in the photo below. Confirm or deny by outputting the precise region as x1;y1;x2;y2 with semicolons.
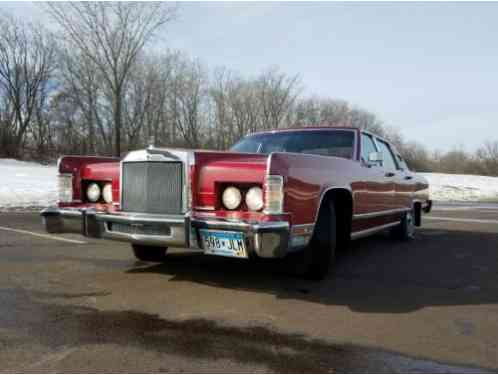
230;130;355;159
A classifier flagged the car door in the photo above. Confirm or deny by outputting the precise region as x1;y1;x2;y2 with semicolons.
393;152;416;209
374;138;399;211
357;133;392;215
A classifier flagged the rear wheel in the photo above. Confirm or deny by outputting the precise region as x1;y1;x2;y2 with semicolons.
288;200;337;280
390;207;415;241
132;245;169;262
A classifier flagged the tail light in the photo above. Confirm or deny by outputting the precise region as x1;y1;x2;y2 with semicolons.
58;174;73;203
264;175;284;214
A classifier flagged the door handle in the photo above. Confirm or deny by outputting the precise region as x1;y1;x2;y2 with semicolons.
385;172;396;177
404;175;413;180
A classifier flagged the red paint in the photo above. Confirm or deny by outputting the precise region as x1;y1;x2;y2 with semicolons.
193;151;267;209
55;127;430;234
58;156;119;206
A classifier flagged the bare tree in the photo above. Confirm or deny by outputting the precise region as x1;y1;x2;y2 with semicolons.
293;97;350;127
122;53;174;150
476;141;498;176
46;2;176;156
227;79;261;141
0;15;56;158
397;141;433;172
256;67;301;130
168;56;209;148
58;49;111;154
347;107;385;135
210;67;233;149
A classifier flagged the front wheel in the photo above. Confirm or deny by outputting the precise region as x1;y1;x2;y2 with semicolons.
286;200;337;280
390;208;415;241
132;245;168;262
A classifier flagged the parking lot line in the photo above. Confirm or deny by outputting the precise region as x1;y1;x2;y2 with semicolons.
0;225;87;244
426;216;498;224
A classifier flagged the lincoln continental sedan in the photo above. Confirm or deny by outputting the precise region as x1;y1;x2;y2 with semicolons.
41;127;432;279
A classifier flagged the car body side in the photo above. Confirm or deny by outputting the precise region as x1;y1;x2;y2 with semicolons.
264;128;430;242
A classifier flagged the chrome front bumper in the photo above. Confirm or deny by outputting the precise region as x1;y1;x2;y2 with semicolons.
96;212;190;248
41;207;103;238
41;208;291;258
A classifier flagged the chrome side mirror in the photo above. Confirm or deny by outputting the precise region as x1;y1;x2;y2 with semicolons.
368;152;383;164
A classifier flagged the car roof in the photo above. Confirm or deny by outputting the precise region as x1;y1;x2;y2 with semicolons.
247;126;361;137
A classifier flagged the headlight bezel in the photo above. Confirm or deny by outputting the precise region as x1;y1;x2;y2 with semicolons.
102;183;113;204
245;186;264;211
86;182;101;203
221;186;243;210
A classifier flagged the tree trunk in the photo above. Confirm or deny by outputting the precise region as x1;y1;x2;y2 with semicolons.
114;91;122;157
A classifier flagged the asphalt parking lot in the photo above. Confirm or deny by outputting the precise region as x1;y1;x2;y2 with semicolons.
0;204;497;373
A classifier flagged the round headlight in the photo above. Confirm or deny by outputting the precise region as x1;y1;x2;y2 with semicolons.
246;186;263;211
102;183;113;203
222;186;242;210
86;183;101;203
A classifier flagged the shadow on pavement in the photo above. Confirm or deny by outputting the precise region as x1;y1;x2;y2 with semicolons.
0;288;491;373
126;228;498;313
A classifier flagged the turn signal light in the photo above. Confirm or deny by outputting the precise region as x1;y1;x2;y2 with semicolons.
57;174;73;203
264;175;284;214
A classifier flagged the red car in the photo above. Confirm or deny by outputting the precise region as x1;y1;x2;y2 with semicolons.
42;127;432;279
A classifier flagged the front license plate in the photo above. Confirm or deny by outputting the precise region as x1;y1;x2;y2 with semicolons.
199;229;248;259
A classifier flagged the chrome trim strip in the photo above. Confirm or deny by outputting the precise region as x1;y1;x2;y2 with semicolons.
351;222;399;240
194;206;215;211
352;208;409;221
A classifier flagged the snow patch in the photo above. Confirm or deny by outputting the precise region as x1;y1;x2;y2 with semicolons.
421;173;498;202
2;159;498;209
0;159;57;209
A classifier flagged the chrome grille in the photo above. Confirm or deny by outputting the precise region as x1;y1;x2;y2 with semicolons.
121;162;183;214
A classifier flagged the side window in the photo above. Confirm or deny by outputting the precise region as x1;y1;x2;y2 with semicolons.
376;139;398;171
396;154;410;171
361;133;378;165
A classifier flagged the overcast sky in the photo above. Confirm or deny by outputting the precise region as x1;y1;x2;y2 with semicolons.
3;2;497;152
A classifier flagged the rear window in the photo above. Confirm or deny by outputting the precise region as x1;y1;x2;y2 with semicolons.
231;130;355;159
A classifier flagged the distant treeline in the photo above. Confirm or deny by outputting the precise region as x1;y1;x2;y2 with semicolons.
0;4;496;176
